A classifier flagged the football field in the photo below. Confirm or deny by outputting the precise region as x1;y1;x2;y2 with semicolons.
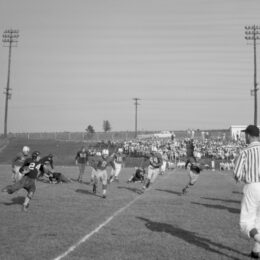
0;165;250;260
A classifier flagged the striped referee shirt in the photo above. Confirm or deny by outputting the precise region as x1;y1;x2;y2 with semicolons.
234;141;260;183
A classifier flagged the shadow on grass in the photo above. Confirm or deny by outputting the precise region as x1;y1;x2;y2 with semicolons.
232;191;243;195
201;197;240;204
117;186;143;194
137;217;247;260
3;196;24;206
71;178;91;185
155;189;182;196
75;189;101;197
191;202;240;214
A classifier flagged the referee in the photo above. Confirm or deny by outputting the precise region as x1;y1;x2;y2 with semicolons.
234;125;260;259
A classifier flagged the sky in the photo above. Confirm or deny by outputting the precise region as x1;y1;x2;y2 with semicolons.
0;0;259;133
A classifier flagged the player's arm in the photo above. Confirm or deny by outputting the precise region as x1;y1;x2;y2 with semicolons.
109;159;116;170
75;152;79;165
19;159;30;174
233;151;246;182
50;159;54;169
11;153;21;168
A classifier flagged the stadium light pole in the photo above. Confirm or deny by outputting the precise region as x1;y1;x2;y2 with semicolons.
133;98;140;138
2;29;19;137
245;25;260;126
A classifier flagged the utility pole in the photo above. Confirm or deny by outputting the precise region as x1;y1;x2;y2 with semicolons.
245;25;260;126
133;98;140;138
2;29;19;137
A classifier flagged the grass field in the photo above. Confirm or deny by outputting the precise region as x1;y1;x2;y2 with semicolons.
0;164;252;260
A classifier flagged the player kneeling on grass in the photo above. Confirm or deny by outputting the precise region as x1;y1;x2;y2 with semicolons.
182;159;202;195
2;151;41;212
89;149;115;199
37;153;54;180
142;146;163;192
127;167;145;183
44;170;72;184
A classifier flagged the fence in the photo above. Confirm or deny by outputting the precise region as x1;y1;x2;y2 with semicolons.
6;129;231;142
7;132;136;142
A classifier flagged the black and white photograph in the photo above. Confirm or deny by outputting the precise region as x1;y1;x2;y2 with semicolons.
0;0;260;259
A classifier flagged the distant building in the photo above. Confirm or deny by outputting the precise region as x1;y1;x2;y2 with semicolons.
229;125;260;141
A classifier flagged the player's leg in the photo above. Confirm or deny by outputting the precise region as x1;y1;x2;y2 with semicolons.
109;167;116;183
59;173;72;183
2;177;25;194
182;171;199;194
143;167;153;190
101;170;108;198
22;178;36;212
77;163;85;183
92;170;98;194
12;166;23;183
113;163;122;182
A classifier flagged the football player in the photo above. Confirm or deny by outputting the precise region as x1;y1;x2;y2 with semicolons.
182;160;203;195
2;151;41;212
38;153;54;179
127;167;145;183
89;149;115;198
75;146;89;183
11;146;30;182
142;146;163;192
109;148;125;183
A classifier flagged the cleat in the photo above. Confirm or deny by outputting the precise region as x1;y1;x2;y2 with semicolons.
182;188;188;195
102;195;106;199
21;204;29;212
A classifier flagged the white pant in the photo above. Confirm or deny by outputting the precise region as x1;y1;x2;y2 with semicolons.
161;161;167;173
240;183;260;251
12;166;23;182
147;166;160;183
91;169;108;185
110;163;122;178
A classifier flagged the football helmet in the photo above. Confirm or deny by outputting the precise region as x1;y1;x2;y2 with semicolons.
22;146;30;155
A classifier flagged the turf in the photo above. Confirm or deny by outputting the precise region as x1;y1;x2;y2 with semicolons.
0;165;250;260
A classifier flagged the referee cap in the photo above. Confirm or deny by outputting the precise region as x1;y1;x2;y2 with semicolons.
242;125;260;137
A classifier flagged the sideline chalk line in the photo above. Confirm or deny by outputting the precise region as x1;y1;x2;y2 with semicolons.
53;168;177;260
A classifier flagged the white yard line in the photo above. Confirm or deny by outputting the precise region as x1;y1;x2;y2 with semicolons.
52;194;142;260
53;168;177;260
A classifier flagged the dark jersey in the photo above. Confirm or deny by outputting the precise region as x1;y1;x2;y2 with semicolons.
75;151;88;164
143;152;163;169
39;155;54;169
19;158;39;179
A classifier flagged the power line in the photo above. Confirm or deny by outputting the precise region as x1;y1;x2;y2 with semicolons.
133;98;140;138
245;25;260;126
2;29;19;137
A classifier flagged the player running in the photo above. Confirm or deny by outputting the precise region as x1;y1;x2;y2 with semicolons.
2;151;41;212
182;158;203;195
108;148;125;183
142;146;163;192
89;149;115;198
11;146;30;182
